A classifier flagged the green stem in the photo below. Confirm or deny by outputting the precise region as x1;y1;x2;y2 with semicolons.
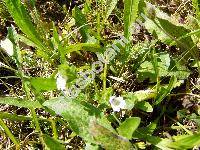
30;107;45;147
103;63;107;96
113;113;121;125
0;118;20;149
51;118;58;139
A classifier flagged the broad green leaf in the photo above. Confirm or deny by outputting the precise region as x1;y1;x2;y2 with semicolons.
135;101;153;112
117;117;141;139
30;77;56;92
0;97;42;108
157;17;199;61
72;6;90;42
168;133;200;149
137;52;190;82
4;0;47;52
43;96;93;142
105;0;118;19
89;120;133;149
144;18;172;44
154;76;177;105
43;134;65;150
124;0;140;40
43;96;115;143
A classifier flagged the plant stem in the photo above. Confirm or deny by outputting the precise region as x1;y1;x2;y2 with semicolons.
113;113;121;125
103;63;107;97
0;118;20;149
30;107;45;147
51;118;58;139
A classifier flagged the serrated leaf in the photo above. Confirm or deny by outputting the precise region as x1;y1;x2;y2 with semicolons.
124;0;140;40
0;97;42;108
117;117;141;139
43;134;65;150
30;77;56;92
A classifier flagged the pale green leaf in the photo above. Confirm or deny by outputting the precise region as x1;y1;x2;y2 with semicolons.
4;0;47;52
169;133;200;149
43;134;65;150
89;120;133;149
43;96;115;143
135;101;153;112
123;90;156;110
124;0;140;39
117;117;141;139
30;77;56;92
105;0;118;19
72;6;90;42
0;97;42;108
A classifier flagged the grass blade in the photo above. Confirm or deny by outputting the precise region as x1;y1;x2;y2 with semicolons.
124;0;140;40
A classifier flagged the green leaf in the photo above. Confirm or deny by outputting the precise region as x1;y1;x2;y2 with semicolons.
157;17;199;61
137;52;190;82
65;43;102;54
192;0;200;19
123;90;156;110
0;97;42;108
30;77;56;92
133;131;173;150
124;0;140;39
105;0;118;20
168;133;200;149
89;120;133;149
72;6;90;42
58;64;77;83
43;134;65;150
4;0;47;52
43;96;93;142
117;117;141;139
43;96;115;143
154;76;177;105
135;101;153;112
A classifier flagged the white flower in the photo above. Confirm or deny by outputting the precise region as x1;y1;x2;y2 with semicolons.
109;96;126;112
0;38;14;56
56;74;67;91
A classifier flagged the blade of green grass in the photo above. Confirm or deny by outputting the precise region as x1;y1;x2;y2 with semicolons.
124;0;139;40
